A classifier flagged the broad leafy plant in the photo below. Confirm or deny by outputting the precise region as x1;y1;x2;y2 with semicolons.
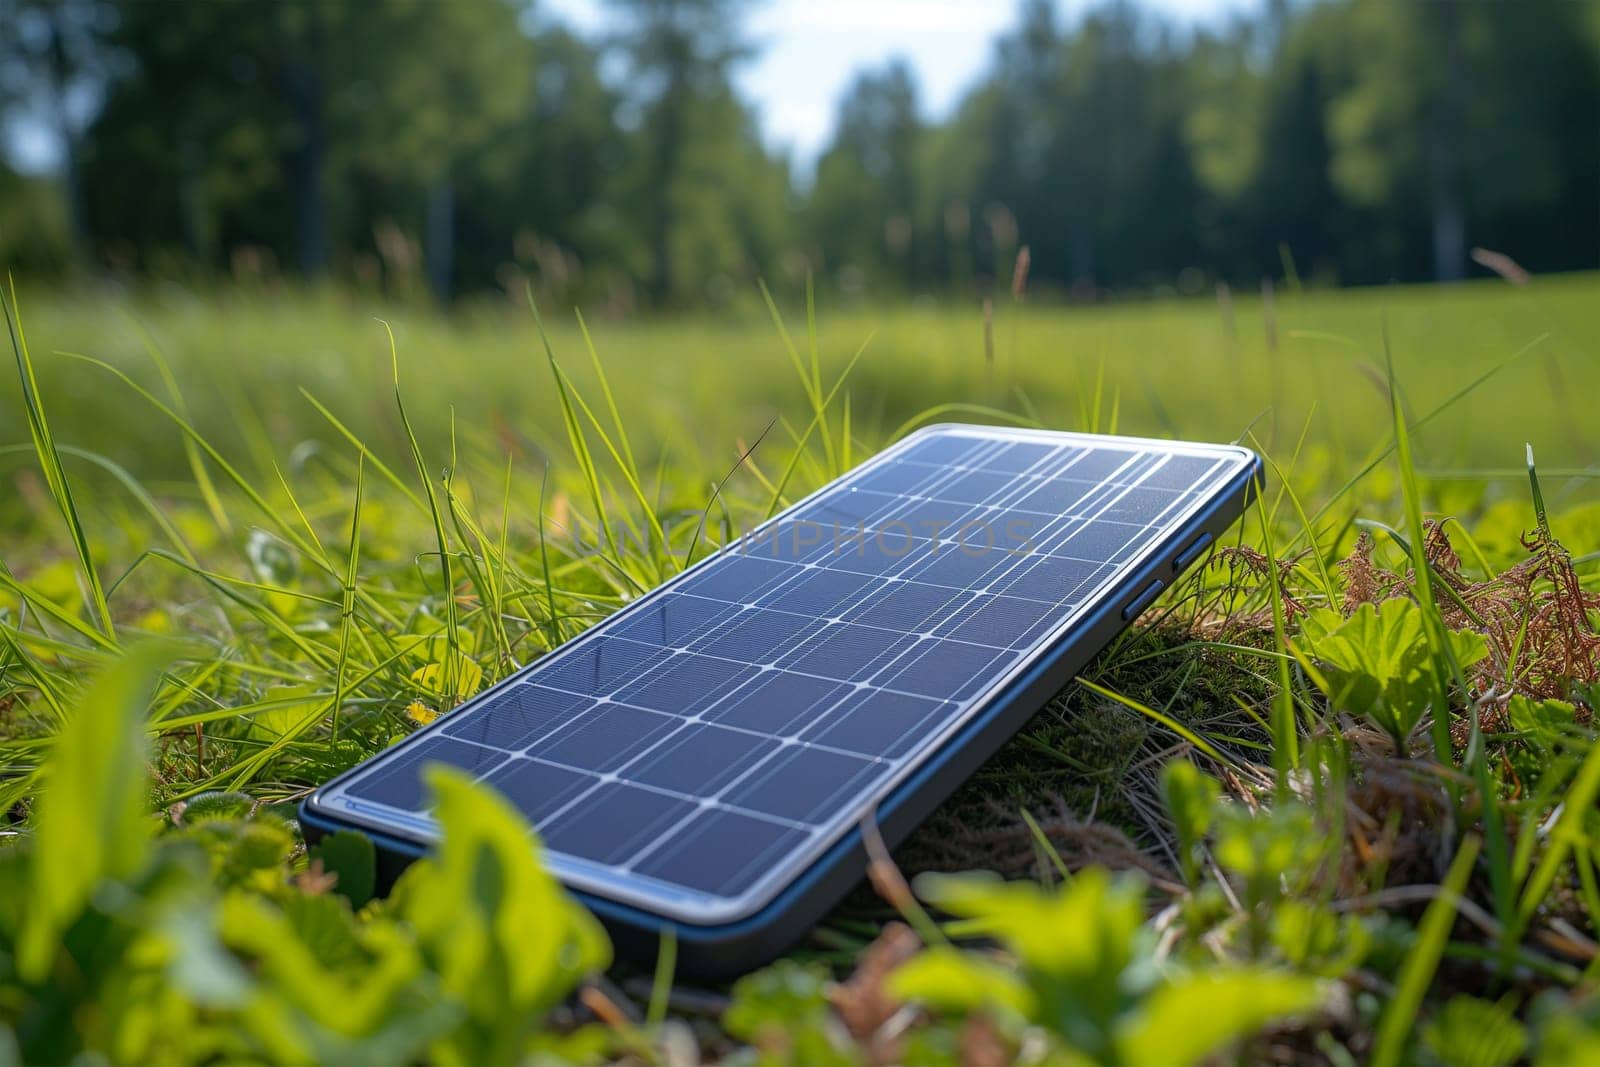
0;646;610;1066
1297;598;1487;755
887;868;1323;1066
1162;761;1371;979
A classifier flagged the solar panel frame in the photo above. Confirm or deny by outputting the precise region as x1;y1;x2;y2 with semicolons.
305;425;1259;932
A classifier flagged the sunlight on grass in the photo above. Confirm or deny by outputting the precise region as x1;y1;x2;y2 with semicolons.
1;277;1597;1063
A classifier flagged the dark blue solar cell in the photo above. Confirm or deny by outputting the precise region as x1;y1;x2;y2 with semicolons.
1048;520;1145;563
778;622;918;682
615;652;758;713
843;580;968;631
990;555;1107;602
895;434;987;467
979;441;1060;474
706;670;850;734
536;638;673;697
874;638;1010;701
528;703;680;772
1097;486;1184;525
802;689;950;759
1141;455;1223;491
794;488;900;527
633;808;809;896
1017;477;1100;516
889;494;986;536
860;520;922;557
441;684;591;751
345;737;507;812
679;553;795;599
763;568;876;617
723;744;880;824
1058;447;1140;483
944;515;1023;555
611;594;738;647
931;469;1016;505
739;519;845;564
694;608;816;663
934;594;1059;648
539;781;698;866
849;461;943;496
994;513;1046;556
481;758;597;823
622;723;778;795
808;532;922;578
903;544;1012;589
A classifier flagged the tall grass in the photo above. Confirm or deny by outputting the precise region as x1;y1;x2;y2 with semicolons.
0;276;1597;1063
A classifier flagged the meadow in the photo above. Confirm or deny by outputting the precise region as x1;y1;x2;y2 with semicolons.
2;273;1599;1064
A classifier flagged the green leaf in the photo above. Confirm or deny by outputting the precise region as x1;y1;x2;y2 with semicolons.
280;893;367;973
162;893;255;1010
725;959;838;1039
1161;761;1219;886
1508;697;1578;755
910;868;1152;1056
913;868;1145;984
1300;599;1486;752
1115;968;1322;1067
1422;995;1527;1067
19;643;175;981
309;830;378;909
1213;801;1320;895
887;946;1033;1020
1271;901;1370;978
180;790;256;824
216;890;453;1061
251;685;326;739
724;958;860;1066
392;768;610;1053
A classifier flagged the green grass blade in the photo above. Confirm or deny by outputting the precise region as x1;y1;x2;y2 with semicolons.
332;453;364;743
381;322;461;698
1076;676;1232;766
1370;835;1482;1067
4;281;115;636
128;315;232;535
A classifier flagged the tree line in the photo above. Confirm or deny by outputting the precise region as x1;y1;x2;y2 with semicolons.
2;0;1596;308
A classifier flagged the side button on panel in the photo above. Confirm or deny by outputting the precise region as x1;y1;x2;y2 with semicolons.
1172;531;1214;574
1122;579;1165;621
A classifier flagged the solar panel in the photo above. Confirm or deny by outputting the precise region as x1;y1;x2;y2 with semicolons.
312;426;1253;923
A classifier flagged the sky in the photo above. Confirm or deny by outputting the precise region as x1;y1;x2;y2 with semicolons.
549;0;1245;168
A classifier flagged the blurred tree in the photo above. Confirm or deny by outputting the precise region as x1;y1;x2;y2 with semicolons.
605;0;767;304
0;163;71;274
0;0;119;263
452;25;625;302
939;0;1200;294
4;0;1597;302
1322;0;1599;282
80;0;531;290
809;60;923;293
950;0;1066;288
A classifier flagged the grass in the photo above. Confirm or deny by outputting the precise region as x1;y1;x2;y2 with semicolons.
1;272;1598;1064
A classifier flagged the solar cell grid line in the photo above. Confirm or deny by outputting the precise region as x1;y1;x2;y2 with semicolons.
310;426;1257;928
792;443;1101;547
832;457;1171;694
810;446;1163;567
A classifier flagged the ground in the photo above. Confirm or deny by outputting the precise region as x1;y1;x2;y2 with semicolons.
1;275;1598;1064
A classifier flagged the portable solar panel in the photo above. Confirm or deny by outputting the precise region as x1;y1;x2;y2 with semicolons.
302;425;1262;975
